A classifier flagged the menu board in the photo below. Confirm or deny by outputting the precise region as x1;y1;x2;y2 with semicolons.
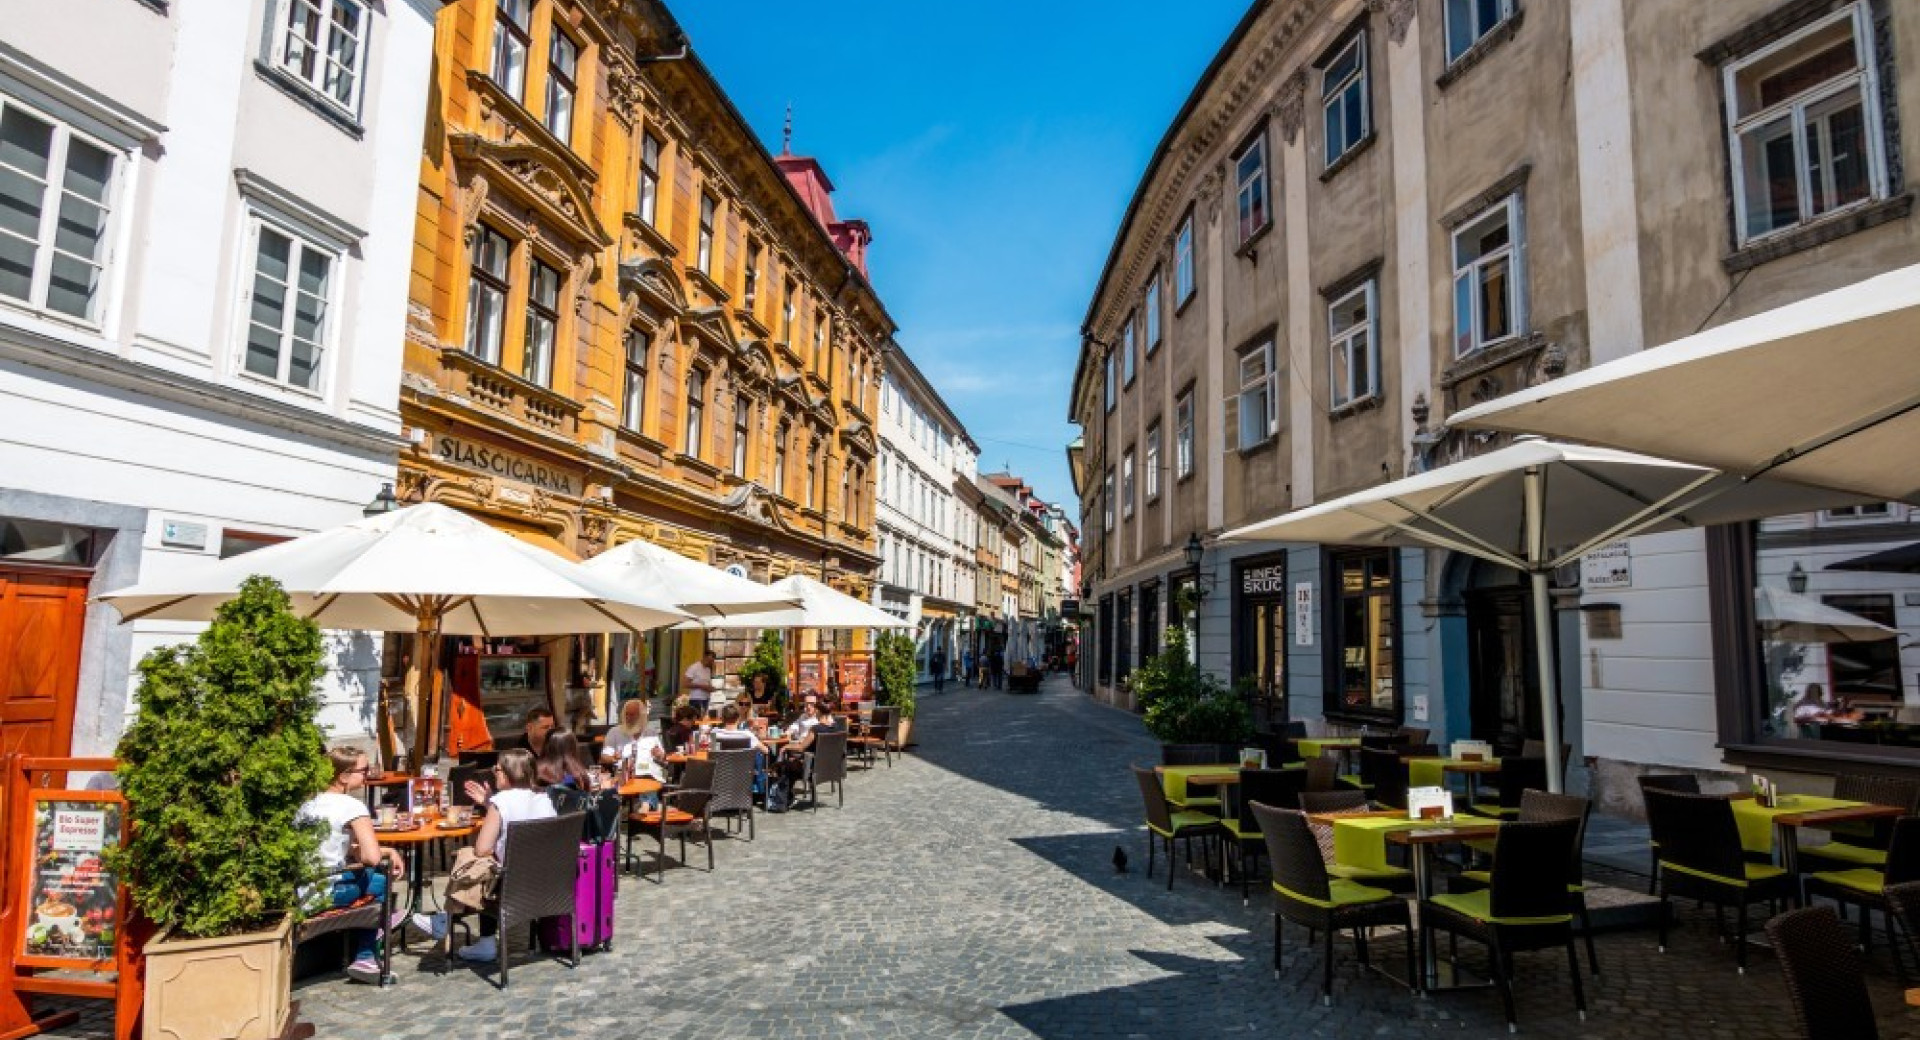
837;655;873;701
20;793;122;967
793;655;826;699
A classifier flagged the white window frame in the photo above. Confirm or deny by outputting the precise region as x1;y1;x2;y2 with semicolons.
1450;194;1524;359
0;94;123;326
697;192;715;274
1820;503;1903;525
1322;30;1369;167
732;397;750;477
1175;391;1194;479
1121;315;1136;386
1722;4;1887;247
684;366;707;459
1233;132;1271;245
637;131;661;225
1329;280;1378;410
1236;339;1279;450
1145;422;1162;501
1144;273;1162;354
464;223;511;365
1104;352;1116;413
621;329;648;433
1122;449;1135;519
544;29;578;146
521;255;560;387
773;421;789;493
1444;0;1515;64
1103;469;1115;532
237;216;339;395
273;0;371;116
1174;214;1195;304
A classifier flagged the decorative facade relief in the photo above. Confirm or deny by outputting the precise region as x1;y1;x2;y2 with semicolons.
1276;68;1308;144
1369;0;1417;45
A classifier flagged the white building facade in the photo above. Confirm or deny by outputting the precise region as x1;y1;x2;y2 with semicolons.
0;0;439;757
874;342;975;681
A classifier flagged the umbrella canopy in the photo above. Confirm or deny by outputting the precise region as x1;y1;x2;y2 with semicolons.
583;539;800;619
696;573;911;631
100;502;692;635
1829;542;1920;575
1451;262;1920;505
1217;438;1858;792
1754;586;1898;644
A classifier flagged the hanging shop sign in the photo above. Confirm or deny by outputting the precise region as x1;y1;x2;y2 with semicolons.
1582;541;1632;590
1293;582;1314;646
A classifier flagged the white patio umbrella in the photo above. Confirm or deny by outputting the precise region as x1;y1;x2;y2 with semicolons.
1754;586;1898;644
583;538;800;619
100;503;692;761
1452;262;1920;505
1216;439;1860;791
693;573;911;631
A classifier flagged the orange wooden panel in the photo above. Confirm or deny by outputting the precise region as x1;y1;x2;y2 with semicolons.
0;572;88;762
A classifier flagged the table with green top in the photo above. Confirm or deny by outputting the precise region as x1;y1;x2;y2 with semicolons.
1293;736;1361;761
1728;793;1899;875
1404;756;1502;804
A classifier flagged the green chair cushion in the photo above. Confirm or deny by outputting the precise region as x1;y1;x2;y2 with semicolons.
1663;860;1787;888
1811;867;1886;897
1149;810;1219;839
1802;842;1888;868
1221;818;1260;841
1328;862;1412;882
1337;775;1372;791
1169;796;1223;812
1468;803;1519;819
1429;889;1572;926
1459;868;1491;885
1274;877;1397;910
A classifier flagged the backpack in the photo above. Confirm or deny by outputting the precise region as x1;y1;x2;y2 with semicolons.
765;775;791;813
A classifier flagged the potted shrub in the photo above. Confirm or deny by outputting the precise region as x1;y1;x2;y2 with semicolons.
109;577;332;1040
738;629;789;716
874;632;918;747
1137;627;1252;760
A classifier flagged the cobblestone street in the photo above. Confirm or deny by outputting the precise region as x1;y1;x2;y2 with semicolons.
32;675;1920;1037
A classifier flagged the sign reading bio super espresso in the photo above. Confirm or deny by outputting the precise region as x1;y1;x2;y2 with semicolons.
20;794;122;967
435;435;577;495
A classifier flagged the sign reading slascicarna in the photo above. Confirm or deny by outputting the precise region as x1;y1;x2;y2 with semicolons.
435;435;577;495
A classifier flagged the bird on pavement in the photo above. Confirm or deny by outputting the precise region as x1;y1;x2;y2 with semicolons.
1113;845;1128;874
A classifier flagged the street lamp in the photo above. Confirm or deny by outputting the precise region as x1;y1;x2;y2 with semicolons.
1788;561;1808;595
1183;532;1205;570
362;482;399;518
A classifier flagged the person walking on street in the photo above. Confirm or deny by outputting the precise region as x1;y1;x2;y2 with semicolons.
989;648;1005;690
961;648;975;688
931;648;947;693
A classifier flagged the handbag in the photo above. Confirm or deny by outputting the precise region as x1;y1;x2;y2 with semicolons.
446;847;500;911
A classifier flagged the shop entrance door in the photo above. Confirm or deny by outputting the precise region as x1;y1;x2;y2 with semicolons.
1465;585;1539;752
0;569;89;759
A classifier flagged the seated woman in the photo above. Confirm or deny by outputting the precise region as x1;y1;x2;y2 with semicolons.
418;749;557;963
747;673;776;712
536;730;594;790
297;747;406;985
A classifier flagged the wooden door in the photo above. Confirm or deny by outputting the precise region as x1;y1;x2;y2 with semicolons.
0;569;90;760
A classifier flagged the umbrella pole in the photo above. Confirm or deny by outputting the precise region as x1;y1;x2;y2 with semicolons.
409;608;445;768
1525;469;1567;794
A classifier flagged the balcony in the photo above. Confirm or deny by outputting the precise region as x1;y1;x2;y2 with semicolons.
437;347;584;440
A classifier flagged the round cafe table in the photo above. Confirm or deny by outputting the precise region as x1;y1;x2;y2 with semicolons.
373;818;480;925
361;773;415;809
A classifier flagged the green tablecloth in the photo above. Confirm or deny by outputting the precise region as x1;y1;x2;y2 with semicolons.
1729;794;1860;855
1157;764;1237;805
1329;815;1414;871
1298;737;1361;759
1405;757;1501;789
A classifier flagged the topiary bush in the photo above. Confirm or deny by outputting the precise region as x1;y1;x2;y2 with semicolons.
737;629;789;715
1138;627;1252;745
874;632;917;720
108;576;332;939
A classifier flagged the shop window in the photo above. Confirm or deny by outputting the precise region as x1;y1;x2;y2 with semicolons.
1116;590;1134;684
1722;4;1888;245
1139;585;1161;666
1328;549;1397;720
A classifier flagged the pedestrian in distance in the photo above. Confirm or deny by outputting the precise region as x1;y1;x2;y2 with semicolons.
931;648;947;693
961;648;975;688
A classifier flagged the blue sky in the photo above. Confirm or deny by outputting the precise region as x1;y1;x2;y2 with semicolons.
672;2;1249;511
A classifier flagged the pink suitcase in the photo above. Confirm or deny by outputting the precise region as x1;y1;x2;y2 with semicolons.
540;841;616;953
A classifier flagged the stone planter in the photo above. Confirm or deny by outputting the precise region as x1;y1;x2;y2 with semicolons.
143;915;293;1040
896;717;914;749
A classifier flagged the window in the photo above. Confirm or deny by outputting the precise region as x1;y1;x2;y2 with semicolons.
811;309;825;368
1322;31;1369;166
218;530;291;559
805;441;821;508
243;224;332;391
621;330;648;432
1175;391;1194;478
0;101;118;322
1121;449;1135;519
544;31;577;144
278;0;368;112
684;366;706;458
464;224;510;364
1144;275;1162;354
744;241;761;306
1145;422;1162;500
491;0;530;100
1121;316;1136;385
773;421;789;493
637;132;661;225
732;398;749;476
1823;503;1895;523
1330;549;1397;719
1103;353;1116;412
1823;594;1902;701
1174;214;1195;305
1445;0;1515;64
1237;340;1278;449
1103;469;1114;532
521;257;561;386
1329;280;1377;409
697;193;715;274
1451;195;1521;357
1724;5;1886;244
781;279;795;342
1233;133;1270;244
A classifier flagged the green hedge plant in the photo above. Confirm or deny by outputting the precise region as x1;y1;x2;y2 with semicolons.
1138;627;1252;745
108;576;332;939
874;632;917;720
737;629;789;715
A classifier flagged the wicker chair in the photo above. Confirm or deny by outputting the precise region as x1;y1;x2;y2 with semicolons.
1423;817;1586;1031
1360;748;1410;810
1299;789;1370;815
1303;756;1337;794
1296;789;1413;892
1225;768;1308;905
1882;879;1920;987
445;812;584;986
1131;764;1221;890
626;758;714;881
1454;789;1599;976
294;863;394;985
1396;727;1431;746
1250;801;1416;1004
706;748;757;841
1806;815;1920;959
1645;788;1794;972
850;705;896;769
1468;757;1546;820
1800;775;1920;875
808;730;849;810
1765;905;1880;1040
1637;773;1702;894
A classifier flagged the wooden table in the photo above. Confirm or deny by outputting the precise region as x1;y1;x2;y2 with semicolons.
1388;821;1502;991
1728;794;1864;861
1769;801;1904;878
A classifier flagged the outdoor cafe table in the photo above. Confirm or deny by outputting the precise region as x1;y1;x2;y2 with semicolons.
1293;736;1361;764
374;817;480;931
1155;764;1242;809
361;772;415;809
1729;794;1904;875
1405;757;1502;803
1386;820;1503;990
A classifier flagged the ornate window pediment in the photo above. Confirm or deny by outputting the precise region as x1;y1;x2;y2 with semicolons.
679;305;737;352
619;257;685;323
450;131;612;253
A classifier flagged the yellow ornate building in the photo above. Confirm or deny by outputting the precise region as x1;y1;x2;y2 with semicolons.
394;0;890;745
